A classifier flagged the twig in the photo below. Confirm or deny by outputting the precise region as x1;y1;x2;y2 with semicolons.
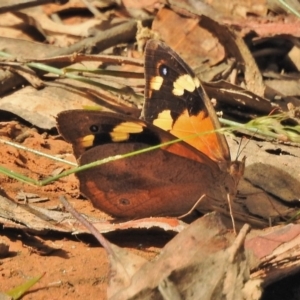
59;195;115;256
0;0;68;14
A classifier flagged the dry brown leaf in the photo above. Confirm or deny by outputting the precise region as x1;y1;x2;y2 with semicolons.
234;15;300;38
265;79;300;97
109;213;262;300
122;0;162;10
152;8;226;67
247;224;300;285
226;137;300;224
200;0;267;18
203;80;272;114
151;7;266;96
107;244;148;299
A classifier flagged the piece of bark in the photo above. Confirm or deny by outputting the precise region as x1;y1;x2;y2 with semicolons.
109;213;262;300
0;195;187;234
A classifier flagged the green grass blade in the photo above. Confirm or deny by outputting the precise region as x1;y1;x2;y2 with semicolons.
6;273;45;300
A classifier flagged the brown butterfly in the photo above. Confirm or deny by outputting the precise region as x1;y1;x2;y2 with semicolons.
56;40;245;219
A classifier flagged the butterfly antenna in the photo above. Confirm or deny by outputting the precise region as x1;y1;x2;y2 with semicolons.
235;129;258;161
235;137;243;161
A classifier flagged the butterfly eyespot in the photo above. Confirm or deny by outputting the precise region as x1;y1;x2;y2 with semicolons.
89;124;99;133
119;198;130;206
159;64;168;77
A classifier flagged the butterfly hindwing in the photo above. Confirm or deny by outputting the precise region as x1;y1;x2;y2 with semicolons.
77;143;225;218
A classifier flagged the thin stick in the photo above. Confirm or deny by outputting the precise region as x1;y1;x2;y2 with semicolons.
227;193;237;235
59;195;114;256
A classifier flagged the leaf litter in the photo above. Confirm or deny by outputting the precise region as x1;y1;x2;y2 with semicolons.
1;0;300;299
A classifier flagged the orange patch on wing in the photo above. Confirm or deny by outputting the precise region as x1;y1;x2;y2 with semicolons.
170;110;224;162
161;137;218;169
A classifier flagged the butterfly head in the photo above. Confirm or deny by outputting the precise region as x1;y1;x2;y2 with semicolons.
227;156;246;195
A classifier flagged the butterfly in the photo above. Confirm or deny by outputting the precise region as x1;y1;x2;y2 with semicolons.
56;39;245;219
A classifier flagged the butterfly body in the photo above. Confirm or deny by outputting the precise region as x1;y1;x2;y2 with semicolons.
57;40;244;218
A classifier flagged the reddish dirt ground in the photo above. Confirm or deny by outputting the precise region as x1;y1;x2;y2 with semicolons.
0;120;171;299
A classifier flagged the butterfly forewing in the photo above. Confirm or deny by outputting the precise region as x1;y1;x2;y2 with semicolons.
142;39;231;164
